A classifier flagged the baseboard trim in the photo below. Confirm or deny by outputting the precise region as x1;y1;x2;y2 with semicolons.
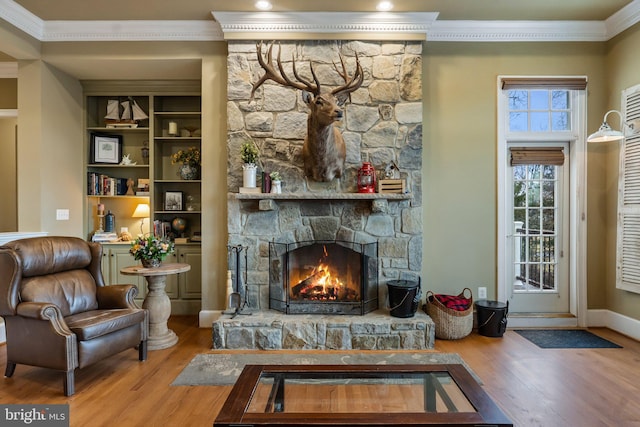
506;316;578;328
199;310;223;328
587;309;640;341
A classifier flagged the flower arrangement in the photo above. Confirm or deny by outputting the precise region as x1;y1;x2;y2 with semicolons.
241;142;259;164
171;147;200;167
270;171;282;182
129;235;174;262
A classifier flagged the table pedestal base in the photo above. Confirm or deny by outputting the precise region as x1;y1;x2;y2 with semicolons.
142;274;178;350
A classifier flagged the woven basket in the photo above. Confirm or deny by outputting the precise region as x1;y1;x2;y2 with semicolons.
424;288;473;340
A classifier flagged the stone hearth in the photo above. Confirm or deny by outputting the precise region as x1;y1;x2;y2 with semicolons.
213;310;435;350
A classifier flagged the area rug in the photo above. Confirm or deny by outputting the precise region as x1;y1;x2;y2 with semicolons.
515;329;622;349
172;352;481;386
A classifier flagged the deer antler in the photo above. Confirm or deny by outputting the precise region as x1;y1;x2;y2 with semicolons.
250;41;320;101
331;52;364;100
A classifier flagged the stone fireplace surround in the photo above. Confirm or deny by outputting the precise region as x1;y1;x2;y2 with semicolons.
213;39;434;350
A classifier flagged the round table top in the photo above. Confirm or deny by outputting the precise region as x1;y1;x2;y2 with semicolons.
120;262;191;276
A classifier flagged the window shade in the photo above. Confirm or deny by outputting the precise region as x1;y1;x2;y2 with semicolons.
510;147;565;166
502;77;587;90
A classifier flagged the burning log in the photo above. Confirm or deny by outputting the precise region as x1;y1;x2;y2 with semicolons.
291;270;326;297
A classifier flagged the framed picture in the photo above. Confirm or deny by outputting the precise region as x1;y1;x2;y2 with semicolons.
164;191;183;211
90;134;123;164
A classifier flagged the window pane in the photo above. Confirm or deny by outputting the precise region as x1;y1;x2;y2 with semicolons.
542;165;555;179
528;182;540;206
529;237;541;262
514;165;526;180
552;112;570;131
551;91;569;109
509;112;527;131
528;208;540;231
528;165;541;180
542;182;555;207
531;112;549;131
509;90;528;110
542;209;555;232
530;91;549;110
514;183;526;208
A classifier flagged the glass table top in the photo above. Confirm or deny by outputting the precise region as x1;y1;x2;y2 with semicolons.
247;370;476;414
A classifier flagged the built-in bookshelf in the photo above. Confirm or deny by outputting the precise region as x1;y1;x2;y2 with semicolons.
82;81;202;314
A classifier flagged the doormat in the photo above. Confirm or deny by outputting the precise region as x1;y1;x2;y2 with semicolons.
515;329;622;349
171;351;481;386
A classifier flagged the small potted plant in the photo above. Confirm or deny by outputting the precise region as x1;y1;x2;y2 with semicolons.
241;141;259;188
171;146;201;180
270;171;282;194
129;234;175;268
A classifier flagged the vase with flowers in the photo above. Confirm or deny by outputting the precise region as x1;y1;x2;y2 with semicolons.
129;235;175;268
171;146;201;180
241;141;259;188
270;171;282;194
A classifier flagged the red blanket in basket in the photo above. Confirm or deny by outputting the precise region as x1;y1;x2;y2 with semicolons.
433;294;471;311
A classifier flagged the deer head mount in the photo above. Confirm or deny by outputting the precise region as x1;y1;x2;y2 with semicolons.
251;42;364;182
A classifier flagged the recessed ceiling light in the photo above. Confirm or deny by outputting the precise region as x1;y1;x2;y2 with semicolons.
255;1;273;11
376;1;393;12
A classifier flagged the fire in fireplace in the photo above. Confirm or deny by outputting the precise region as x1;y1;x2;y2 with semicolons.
269;240;378;315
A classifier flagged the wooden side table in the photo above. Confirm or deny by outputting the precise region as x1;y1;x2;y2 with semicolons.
120;262;191;350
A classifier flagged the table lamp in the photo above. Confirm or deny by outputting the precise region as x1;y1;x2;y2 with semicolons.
132;203;150;235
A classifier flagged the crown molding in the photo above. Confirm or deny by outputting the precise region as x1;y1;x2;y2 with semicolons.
211;11;439;40
0;0;639;43
41;20;223;41
429;20;608;42
606;0;640;39
0;0;43;40
0;62;18;78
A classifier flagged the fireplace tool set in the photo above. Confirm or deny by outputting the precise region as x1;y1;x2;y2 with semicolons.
225;245;251;318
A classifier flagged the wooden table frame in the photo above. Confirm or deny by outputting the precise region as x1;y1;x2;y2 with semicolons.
214;364;513;427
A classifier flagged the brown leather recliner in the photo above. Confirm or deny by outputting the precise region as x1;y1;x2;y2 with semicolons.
0;236;148;396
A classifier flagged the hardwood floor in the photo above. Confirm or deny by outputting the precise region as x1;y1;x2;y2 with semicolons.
1;316;639;426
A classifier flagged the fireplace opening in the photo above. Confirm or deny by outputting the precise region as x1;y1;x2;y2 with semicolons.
269;240;378;315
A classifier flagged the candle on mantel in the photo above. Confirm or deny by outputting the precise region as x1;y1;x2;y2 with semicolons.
97;203;105;216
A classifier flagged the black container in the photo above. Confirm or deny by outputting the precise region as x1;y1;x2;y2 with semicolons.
475;299;509;337
387;279;421;318
105;210;115;233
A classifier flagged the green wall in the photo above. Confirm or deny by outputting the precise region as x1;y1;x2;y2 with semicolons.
422;42;610;312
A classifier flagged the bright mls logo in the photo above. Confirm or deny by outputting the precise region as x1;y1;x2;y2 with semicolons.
1;405;69;426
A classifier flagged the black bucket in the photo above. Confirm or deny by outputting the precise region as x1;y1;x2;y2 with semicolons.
475;300;509;337
387;279;421;318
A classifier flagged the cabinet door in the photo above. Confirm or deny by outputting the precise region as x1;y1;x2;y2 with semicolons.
177;246;202;299
109;248;146;298
100;251;111;284
164;253;180;298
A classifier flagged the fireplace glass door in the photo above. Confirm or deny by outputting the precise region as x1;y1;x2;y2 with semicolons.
269;241;378;315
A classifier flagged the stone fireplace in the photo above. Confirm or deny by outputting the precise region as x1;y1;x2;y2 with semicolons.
213;39;434;350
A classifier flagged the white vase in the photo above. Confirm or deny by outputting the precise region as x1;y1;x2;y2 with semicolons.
242;163;257;188
271;180;282;194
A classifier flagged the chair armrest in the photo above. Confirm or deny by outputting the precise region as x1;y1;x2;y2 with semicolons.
15;301;74;337
96;284;139;309
17;301;63;320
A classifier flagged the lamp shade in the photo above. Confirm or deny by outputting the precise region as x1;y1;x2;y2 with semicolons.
587;110;626;143
132;203;150;218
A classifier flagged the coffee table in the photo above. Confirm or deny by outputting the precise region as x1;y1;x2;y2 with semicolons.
214;364;513;426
